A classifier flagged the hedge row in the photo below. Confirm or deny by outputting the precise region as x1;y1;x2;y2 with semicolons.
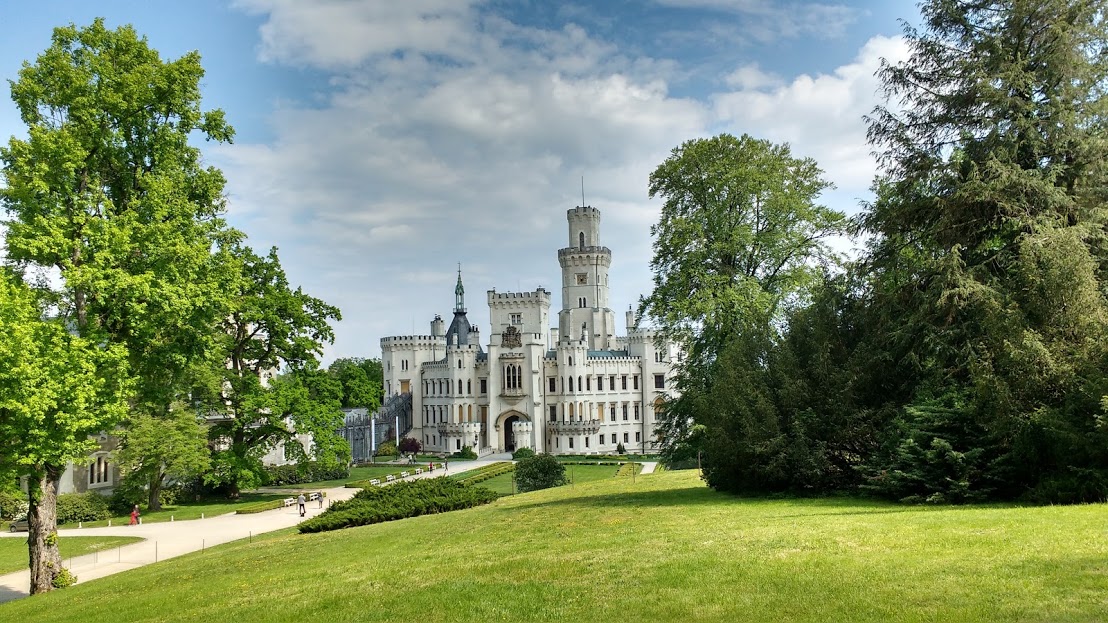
298;478;498;533
57;492;111;524
235;499;286;515
561;460;623;466
454;462;514;486
263;462;349;486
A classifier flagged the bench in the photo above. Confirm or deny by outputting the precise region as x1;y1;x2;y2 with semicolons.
370;478;381;485
415;468;422;474
386;474;396;482
401;471;410;477
308;492;321;502
282;497;295;507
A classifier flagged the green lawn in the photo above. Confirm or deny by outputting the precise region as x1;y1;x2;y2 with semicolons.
4;470;1107;622
269;465;430;489
0;536;142;575
470;463;637;496
58;494;289;529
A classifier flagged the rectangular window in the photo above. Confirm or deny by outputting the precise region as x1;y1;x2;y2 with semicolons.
611;434;617;444
510;313;522;325
622;404;628;421
456;439;461;450
569;437;574;449
585;436;590;448
621;375;628;390
610;405;616;421
480;379;487;394
635;432;641;442
550;406;557;422
610;375;616;389
467;380;471;394
633;375;639;390
549;377;556;392
586;376;591;391
597;376;603;391
579;297;587;308
556;437;559;448
654;374;665;389
623;432;629;443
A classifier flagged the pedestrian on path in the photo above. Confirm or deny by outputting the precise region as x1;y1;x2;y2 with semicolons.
429;461;434;473
129;505;140;525
317;492;324;508
297;493;306;517
445;458;449;471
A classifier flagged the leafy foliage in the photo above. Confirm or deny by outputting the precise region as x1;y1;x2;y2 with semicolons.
298;478;498;533
453;446;477;460
114;408;210;511
374;441;397;457
511;448;535;460
263;462;349;486
514;454;568;493
398;437;422;455
55;493;111;525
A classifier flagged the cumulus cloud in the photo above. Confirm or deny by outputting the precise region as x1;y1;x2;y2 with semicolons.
654;0;862;41
217;0;908;360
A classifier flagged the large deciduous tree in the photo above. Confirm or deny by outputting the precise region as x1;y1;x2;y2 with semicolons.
202;245;345;496
114;408;210;511
861;0;1108;501
639;134;845;484
0;20;236;592
0;270;129;592
328;357;384;410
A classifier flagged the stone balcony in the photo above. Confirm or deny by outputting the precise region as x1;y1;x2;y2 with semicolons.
548;419;601;435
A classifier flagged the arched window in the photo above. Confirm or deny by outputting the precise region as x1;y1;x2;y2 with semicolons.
579;231;585;249
458;379;463;394
568;376;574;392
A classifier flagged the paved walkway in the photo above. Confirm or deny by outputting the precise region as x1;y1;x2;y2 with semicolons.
0;458;504;603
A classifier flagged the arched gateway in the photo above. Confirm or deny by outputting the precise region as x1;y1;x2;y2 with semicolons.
496;411;529;453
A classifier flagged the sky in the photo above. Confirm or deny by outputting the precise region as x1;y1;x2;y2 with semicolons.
0;0;920;363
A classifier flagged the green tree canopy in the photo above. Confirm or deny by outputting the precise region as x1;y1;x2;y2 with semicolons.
114;407;211;511
514;454;568;493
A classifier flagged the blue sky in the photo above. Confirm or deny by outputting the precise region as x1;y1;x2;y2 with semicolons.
0;0;920;362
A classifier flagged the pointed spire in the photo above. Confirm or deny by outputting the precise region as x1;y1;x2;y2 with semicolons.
454;263;465;312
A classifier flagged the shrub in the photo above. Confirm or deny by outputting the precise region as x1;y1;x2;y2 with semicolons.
616;443;626;454
0;490;27;520
56;492;111;524
514;454;568;493
263;461;350;486
375;441;398;457
399;437;422;454
51;567;77;589
453;446;477;460
511;448;535;460
299;478;498;533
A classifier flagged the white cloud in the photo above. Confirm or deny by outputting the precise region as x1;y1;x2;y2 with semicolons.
654;0;861;41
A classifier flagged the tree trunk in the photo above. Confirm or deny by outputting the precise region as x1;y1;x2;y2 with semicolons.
27;465;65;594
147;472;164;512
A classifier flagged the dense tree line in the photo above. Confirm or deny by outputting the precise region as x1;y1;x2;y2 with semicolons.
646;0;1108;504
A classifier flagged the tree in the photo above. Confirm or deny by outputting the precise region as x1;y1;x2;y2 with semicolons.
113;408;210;511
398;437;422;455
0;270;130;592
861;0;1108;500
514;454;568;493
639;134;845;479
201;245;345;496
328;357;383;410
0;20;235;592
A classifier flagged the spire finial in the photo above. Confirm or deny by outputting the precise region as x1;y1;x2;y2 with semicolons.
454;264;465;312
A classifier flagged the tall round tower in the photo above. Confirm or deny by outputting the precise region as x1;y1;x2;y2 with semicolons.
558;206;616;349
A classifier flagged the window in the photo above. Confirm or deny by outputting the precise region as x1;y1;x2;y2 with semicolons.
568;356;573;366
621;375;628;390
569;437;574;449
654;374;665;389
549;377;556;392
611;434;618;444
550;406;557;422
569;376;574;392
610;405;616;421
634;404;640;420
480;379;487;394
585;436;590;448
622;404;628;421
655;351;665;363
586;376;591;391
467;380;472;394
597;376;603;391
623;432;629;443
556;437;560;448
458;359;462;369
504;364;522;390
510;313;522;325
458;379;463;394
633;375;639;390
635;432;641;442
579;232;585;249
579;297;587;308
456;439;461;450
578;376;583;393
609;375;616;389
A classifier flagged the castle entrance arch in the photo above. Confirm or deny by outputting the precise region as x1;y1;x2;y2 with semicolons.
495;410;529;453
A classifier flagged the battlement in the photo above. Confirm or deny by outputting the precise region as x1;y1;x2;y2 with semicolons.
381;335;446;349
568;206;601;217
487;289;552;304
557;246;610;259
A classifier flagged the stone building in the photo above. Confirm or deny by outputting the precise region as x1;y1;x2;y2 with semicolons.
381;206;676;456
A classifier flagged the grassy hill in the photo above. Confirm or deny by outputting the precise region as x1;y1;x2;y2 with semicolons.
2;470;1105;622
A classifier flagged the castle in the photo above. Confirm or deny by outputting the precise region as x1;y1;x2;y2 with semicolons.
381;206;676;456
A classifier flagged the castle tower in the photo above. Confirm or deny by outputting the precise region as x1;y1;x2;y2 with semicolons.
445;266;478;348
558;206;616;350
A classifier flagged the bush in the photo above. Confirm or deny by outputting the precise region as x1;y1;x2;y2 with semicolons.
514;454;568;493
512;448;535;460
263;462;350;486
51;567;77;589
298;478;498;533
616;443;626;454
399;437;422;454
0;490;27;520
56;492;111;524
453;446;477;460
375;441;398;457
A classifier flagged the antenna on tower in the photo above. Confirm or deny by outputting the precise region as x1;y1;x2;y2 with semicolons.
581;176;585;207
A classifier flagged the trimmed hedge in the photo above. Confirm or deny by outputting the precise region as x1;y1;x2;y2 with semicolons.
56;492;111;524
453;462;514;486
298;478;498;533
264;462;349;486
345;468;421;488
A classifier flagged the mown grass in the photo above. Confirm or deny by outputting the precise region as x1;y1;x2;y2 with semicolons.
58;494;289;529
0;536;143;575
4;470;1106;622
267;466;427;490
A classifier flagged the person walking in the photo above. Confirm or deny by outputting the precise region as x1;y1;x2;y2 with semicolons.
129;505;140;526
297;493;306;517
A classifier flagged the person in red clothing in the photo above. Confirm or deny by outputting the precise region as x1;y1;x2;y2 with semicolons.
129;505;140;525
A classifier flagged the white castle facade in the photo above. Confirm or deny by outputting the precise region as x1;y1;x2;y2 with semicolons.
381;206;677;456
